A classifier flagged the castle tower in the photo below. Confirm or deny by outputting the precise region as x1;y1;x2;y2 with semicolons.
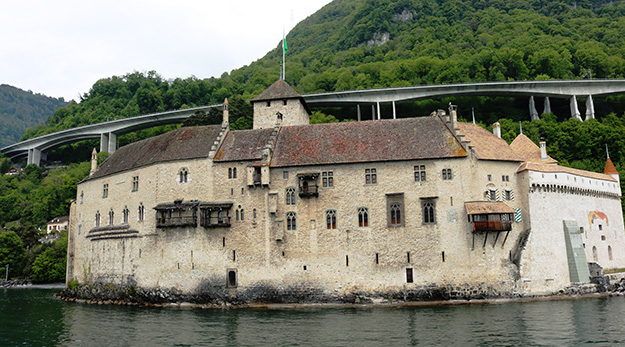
89;148;98;176
249;79;310;129
222;98;229;129
604;147;620;183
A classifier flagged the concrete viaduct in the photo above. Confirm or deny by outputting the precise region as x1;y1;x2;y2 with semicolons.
1;105;220;166
3;79;625;166
303;79;625;122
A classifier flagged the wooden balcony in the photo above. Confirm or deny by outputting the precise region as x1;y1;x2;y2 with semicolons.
156;216;197;228
472;220;512;232
299;184;319;198
200;216;231;228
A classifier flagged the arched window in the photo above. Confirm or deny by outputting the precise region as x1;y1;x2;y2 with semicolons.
228;168;232;179
108;209;114;226
286;212;297;230
122;206;129;224
592;246;598;262
423;201;435;224
358;207;369;227
233;167;237;179
326;210;337;229
179;168;188;183
286;187;296;205
390;204;402;225
137;203;145;222
95;211;101;227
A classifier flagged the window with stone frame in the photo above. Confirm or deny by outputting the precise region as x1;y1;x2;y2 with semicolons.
286;212;297;230
358;207;369;227
285;187;296;205
132;176;139;192
138;203;145;222
504;189;514;201
422;199;436;224
102;183;108;198
442;168;452;180
322;171;334;187
488;189;497;201
108;209;114;226
326;209;337;229
365;168;377;184
414;165;426;182
179;168;188;183
386;194;404;227
95;211;101;227
122;206;130;224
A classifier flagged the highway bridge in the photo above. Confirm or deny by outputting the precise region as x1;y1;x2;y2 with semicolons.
3;79;625;166
1;105;221;166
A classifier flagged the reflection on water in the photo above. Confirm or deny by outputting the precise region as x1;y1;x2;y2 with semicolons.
2;288;625;346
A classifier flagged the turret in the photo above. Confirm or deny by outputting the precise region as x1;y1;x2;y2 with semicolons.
222;98;229;129
90;148;98;176
604;146;620;183
249;79;310;129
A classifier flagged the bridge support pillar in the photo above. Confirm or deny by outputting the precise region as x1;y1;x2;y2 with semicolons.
108;132;117;154
585;95;595;120
377;102;381;120
371;105;375;120
100;133;109;153
392;101;396;119
357;105;361;121
543;97;552;115
27;148;41;166
570;95;582;120
529;96;540;121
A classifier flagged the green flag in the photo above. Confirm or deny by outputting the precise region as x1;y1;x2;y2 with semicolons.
283;37;288;54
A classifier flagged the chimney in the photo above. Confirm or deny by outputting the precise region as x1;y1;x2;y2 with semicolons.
90;148;98;176
493;122;501;138
540;141;548;161
222;98;229;128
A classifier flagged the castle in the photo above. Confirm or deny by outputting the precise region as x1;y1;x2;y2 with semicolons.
66;79;624;301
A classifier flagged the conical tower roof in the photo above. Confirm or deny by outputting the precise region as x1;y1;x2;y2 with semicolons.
249;79;302;102
604;157;618;175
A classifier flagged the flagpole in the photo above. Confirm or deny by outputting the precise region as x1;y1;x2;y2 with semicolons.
282;29;286;81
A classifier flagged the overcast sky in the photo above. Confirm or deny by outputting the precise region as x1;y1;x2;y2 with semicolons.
1;0;333;102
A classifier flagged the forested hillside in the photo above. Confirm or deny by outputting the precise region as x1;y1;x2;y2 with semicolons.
0;85;67;147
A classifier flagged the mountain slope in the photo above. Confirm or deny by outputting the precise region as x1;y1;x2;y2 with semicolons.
0;85;67;147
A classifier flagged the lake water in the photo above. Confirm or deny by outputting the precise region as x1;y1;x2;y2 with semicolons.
2;287;625;346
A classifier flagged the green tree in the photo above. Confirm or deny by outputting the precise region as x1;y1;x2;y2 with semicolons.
31;231;67;282
0;231;26;279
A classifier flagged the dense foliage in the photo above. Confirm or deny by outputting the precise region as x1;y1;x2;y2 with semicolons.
0;84;67;148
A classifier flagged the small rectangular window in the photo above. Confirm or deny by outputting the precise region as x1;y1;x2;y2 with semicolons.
414;165;426;182
487;174;492;181
442;168;452;180
406;268;414;283
322;171;333;187
132;176;139;192
365;168;377;185
283;171;289;179
102;183;109;198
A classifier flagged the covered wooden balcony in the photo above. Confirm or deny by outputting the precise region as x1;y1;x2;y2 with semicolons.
465;201;515;233
297;172;319;198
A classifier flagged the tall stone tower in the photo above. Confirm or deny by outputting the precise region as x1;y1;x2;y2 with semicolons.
249;79;310;129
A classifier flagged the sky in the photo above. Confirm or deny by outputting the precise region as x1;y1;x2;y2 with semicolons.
1;0;334;102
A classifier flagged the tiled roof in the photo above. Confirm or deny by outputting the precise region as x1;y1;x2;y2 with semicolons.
465;202;515;215
249;79;302;102
214;128;276;162
456;123;523;162
270;117;467;167
509;134;557;164
48;216;69;224
517;161;617;182
86;126;221;181
604;157;619;175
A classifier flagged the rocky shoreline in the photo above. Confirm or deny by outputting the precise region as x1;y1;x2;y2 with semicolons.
55;276;625;309
0;279;32;288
